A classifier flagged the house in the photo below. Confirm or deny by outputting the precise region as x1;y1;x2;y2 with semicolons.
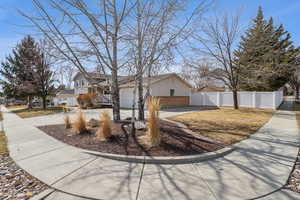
53;89;77;106
193;85;226;93
73;72;192;108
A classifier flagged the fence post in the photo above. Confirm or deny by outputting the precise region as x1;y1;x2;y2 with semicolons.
217;92;221;107
273;92;277;109
252;92;256;108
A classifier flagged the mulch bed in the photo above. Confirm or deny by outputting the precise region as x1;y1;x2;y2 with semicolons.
38;120;222;157
286;148;300;192
0;153;48;200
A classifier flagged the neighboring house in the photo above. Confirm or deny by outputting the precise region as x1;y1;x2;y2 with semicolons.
193;85;225;93
73;72;192;108
53;89;76;106
73;72;132;105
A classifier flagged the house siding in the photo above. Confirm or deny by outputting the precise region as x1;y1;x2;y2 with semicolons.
74;74;89;95
150;76;191;97
120;76;191;108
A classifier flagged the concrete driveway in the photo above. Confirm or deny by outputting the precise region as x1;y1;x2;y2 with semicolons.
22;106;210;127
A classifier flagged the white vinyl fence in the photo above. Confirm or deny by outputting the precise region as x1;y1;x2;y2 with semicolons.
190;91;283;109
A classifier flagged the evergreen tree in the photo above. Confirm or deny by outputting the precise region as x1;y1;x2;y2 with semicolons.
0;36;55;109
236;7;298;91
0;36;38;108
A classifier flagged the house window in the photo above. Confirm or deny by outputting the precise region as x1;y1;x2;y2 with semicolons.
81;80;85;86
104;90;110;95
170;89;175;96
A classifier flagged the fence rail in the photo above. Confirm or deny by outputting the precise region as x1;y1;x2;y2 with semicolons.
190;91;283;109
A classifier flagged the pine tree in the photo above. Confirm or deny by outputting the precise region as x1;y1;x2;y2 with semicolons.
0;36;38;108
0;36;55;109
236;7;298;91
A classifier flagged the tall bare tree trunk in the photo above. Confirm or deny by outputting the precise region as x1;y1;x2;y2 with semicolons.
28;96;33;109
138;73;144;120
295;85;299;100
42;96;47;110
233;89;239;109
111;67;120;121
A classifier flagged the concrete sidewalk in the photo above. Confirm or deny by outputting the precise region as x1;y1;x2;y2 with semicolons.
2;101;300;200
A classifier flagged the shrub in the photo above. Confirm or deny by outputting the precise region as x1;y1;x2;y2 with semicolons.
139;97;161;147
96;111;112;141
77;93;96;109
64;114;71;129
63;105;69;113
73;110;87;134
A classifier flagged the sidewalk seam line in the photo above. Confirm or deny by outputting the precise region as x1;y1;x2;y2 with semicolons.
135;158;146;200
15;145;67;162
50;157;99;186
192;163;219;200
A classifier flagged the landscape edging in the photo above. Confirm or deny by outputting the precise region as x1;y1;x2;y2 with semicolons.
82;146;235;164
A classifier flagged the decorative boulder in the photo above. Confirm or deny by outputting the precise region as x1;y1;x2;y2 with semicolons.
88;118;99;128
135;121;146;130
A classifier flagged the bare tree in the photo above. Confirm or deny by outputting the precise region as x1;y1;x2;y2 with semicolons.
55;65;77;89
190;12;241;109
181;59;219;90
125;0;209;120
34;42;55;110
19;0;133;121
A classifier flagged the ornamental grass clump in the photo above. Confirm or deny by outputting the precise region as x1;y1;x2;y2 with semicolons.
96;111;112;141
63;104;69;113
73;110;87;134
64;114;71;129
139;97;161;147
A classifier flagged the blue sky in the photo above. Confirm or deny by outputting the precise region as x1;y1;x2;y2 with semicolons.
0;0;299;62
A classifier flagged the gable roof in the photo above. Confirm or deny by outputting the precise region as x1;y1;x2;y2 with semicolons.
73;72;132;85
119;73;192;88
57;89;74;95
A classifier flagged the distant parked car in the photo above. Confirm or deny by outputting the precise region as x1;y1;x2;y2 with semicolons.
47;102;54;106
32;101;41;107
14;100;26;105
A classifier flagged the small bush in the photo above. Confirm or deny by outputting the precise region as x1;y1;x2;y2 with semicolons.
64;114;71;129
77;93;96;109
73;110;87;134
63;105;69;113
96;111;112;141
139;97;161;147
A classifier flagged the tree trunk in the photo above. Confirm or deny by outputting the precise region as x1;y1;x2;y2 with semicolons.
42;96;47;110
111;67;120;121
27;96;33;109
138;73;145;121
295;85;299;100
233;89;239;109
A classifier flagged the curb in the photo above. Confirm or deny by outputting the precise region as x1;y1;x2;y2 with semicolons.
82;146;235;164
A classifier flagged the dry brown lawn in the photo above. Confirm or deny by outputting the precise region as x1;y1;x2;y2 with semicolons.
10;107;63;118
6;105;27;110
0;131;8;154
168;107;274;145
